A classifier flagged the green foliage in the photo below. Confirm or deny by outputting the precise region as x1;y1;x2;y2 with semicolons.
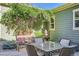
35;31;43;38
0;3;54;35
50;31;60;42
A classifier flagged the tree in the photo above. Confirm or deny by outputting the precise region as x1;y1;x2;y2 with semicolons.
0;3;54;40
0;4;30;35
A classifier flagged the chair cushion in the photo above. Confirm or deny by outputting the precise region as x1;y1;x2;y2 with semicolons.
60;39;70;47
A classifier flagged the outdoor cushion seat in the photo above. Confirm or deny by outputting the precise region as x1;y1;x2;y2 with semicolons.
60;39;70;47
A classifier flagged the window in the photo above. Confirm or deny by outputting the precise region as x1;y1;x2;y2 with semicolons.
50;16;55;30
73;8;79;30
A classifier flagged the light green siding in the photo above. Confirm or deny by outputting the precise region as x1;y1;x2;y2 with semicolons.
50;5;79;43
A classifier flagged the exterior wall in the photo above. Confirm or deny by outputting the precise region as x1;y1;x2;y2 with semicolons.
0;24;16;40
0;6;16;41
50;5;79;43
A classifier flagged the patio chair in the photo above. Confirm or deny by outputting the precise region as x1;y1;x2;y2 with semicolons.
26;44;38;56
52;45;76;56
59;38;71;47
59;47;75;56
52;38;71;54
34;38;45;55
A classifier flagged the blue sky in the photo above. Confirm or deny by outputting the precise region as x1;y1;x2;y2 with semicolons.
32;3;63;10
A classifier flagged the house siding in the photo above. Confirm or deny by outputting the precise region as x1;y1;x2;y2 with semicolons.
50;5;79;43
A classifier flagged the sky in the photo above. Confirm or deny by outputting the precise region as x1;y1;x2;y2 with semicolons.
32;3;64;10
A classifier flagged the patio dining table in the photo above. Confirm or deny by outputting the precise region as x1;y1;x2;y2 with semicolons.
28;41;63;56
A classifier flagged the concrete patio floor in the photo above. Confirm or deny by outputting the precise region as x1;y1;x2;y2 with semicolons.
0;41;28;56
0;48;28;56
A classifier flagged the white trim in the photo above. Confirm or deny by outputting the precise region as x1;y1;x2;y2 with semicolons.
73;8;79;30
50;15;55;31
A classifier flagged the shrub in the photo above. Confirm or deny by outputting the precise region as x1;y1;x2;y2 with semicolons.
50;31;60;42
35;31;43;38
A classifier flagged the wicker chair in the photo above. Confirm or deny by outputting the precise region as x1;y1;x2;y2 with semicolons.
26;44;38;56
59;47;75;56
60;38;71;47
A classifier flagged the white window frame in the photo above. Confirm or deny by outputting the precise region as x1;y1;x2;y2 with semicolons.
50;15;55;31
73;8;79;30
